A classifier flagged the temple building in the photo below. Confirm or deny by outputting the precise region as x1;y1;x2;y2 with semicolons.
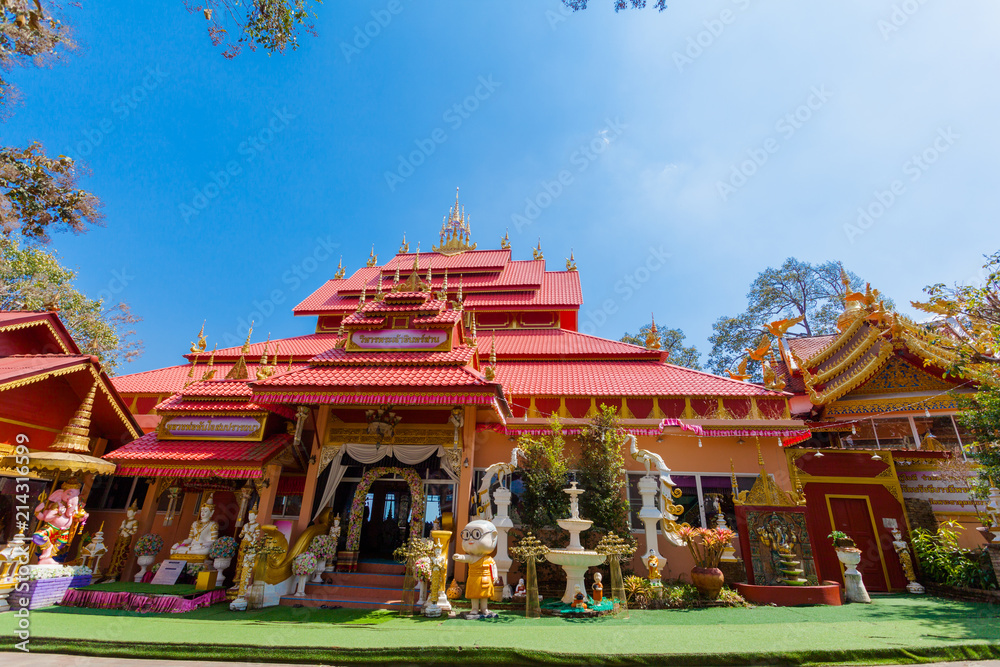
89;194;816;606
747;281;983;594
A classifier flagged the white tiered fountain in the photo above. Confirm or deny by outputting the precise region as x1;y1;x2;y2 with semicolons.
544;482;607;604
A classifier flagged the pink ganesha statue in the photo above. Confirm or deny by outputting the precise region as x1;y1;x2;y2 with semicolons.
32;486;88;565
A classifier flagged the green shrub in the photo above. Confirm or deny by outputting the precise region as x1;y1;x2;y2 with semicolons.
911;521;998;590
578;405;632;535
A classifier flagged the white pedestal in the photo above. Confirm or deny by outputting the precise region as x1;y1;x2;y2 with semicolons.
493;487;514;587
837;549;871;604
637;475;663;567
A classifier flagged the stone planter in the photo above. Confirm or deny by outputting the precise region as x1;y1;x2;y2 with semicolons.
835;547;870;603
213;557;232;587
293;574;309;597
311;558;327;583
134;555;156;582
11;574;92;611
691;567;725;600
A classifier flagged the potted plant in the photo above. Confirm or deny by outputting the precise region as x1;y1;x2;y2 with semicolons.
309;535;337;583
830;530;864;573
292;552;317;596
210;536;237;586
133;534;163;582
678;526;734;600
829;530;856;549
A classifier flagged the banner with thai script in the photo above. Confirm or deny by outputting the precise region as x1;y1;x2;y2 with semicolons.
160;416;264;441
349;328;450;351
897;468;979;515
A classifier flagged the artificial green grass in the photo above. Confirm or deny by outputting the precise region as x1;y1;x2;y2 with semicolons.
3;595;1000;666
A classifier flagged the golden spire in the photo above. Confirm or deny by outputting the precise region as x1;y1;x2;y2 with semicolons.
399;233;409;254
471;313;478;345
201;345;217;380
376;272;384;300
333;257;346;280
51;382;98;453
436;269;449;300
366;245;377;268
645;314;661;351
393;262;400;284
190;320;207;354
730;459;740;502
501;229;511;250
426;261;432;284
755;436;766;472
532;239;544;260
455;277;464;311
286;353;293;372
566;250;577;271
359;283;367;306
433;187;477;256
225;323;252;380
413;244;420;274
484;334;497;382
185;354;198;387
258;335;271;367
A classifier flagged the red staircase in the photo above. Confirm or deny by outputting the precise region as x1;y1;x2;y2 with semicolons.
278;561;419;610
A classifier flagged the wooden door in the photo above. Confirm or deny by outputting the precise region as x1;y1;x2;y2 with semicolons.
829;497;888;592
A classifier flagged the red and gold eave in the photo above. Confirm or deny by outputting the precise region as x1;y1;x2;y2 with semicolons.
0;311;141;454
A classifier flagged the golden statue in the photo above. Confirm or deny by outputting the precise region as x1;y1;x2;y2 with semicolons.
105;501;139;579
231;501;262;593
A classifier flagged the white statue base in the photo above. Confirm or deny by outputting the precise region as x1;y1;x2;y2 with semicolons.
906;581;925;594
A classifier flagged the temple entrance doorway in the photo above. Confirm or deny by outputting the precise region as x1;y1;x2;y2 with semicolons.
359;480;411;560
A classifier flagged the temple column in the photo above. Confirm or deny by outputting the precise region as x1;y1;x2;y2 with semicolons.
295;407;324;536
453;405;477;581
122;477;160;581
256;464;283;526
493;487;514;589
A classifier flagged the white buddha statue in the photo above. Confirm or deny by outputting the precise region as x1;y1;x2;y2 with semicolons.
171;492;219;558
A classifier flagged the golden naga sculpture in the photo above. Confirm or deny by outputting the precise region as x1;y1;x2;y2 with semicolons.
762;353;786;391
764;315;804;338
333;257;346;280
190;321;208;354
745;337;772;362
259;508;334;585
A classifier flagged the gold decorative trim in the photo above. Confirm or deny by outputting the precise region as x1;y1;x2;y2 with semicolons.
87;368;142;439
823;393;958;418
811;327;880;384
0;319;72;354
0;362;88;393
326;425;454;447
802;317;865;368
805;342;893;405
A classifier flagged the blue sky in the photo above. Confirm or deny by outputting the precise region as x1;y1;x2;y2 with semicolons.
6;0;1000;374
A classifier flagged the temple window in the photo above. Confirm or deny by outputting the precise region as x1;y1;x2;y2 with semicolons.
626;472;755;533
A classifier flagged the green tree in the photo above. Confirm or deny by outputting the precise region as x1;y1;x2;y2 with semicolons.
707;258;874;376
912;250;1000;386
562;1;668;11
516;417;570;531
0;238;142;374
621;323;702;370
577;405;631;535
192;1;321;59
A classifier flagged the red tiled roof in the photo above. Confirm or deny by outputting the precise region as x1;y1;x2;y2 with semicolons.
112;364;309;394
183;333;339;361
253;364;490;389
0;354;92;384
359;299;446;314
179;379;254;398
494;360;782;397
381;249;512;272
489;329;662;360
154;396;272;413
292;281;352;314
413;310;463;325
105;432;289;463
464;272;582;308
310;345;476;366
786;335;837;363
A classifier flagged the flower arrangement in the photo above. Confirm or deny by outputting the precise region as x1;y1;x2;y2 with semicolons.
413;555;432;583
346;467;425;551
292;552;318;576
309;534;337;559
677;526;735;569
185;562;204;577
210;536;237;560
248;534;284;558
134;534;163;557
23;565;92;581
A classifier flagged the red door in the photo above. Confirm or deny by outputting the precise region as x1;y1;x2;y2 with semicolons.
829;497;888;592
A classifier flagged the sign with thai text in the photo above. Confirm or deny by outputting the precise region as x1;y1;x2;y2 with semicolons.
897;469;979;515
151;559;186;585
349;328;449;351
160;415;264;441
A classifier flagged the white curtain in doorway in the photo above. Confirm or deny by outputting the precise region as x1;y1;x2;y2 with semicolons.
312;443;459;520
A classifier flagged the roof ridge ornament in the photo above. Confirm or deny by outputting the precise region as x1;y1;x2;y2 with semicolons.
500;228;511;250
225;322;252;380
433;187;477;256
566;250;577;271
399;233;409;254
51;381;98;454
201;345;217;381
645;314;661;351
366;245;378;268
190;320;207;354
533;238;544;260
333;257;346;280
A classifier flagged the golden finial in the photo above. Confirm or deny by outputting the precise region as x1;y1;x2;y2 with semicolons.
434;187;477;255
645;314;661;351
532;238;544;260
333;257;346;280
755;436;766;471
437;269;449;301
190;320;207;354
286;354;293;372
51;382;98;453
359;283;367;306
366;245;377;268
393;262;400;284
483;333;497;381
242;323;254;356
456;277;464;311
399;233;409;254
500;229;511;250
258;335;271;367
566;250;577;271
186;355;197;384
470;313;478;344
376;272;384;300
413;244;420;274
426;261;432;284
225;323;252;380
337;320;346;339
730;458;740;499
201;345;217;380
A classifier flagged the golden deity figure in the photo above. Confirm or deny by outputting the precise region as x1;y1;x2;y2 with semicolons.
231;501;261;592
171;492;219;560
429;541;447;603
105;501;139;579
890;527;925;593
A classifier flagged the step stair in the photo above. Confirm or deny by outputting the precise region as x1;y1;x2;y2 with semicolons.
279;561;420;610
